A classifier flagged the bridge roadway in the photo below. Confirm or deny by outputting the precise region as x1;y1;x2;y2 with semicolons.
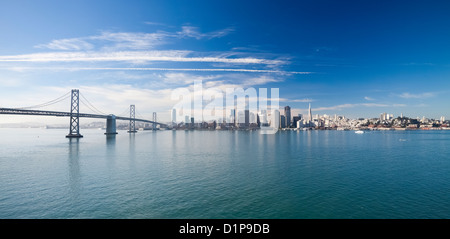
0;107;164;125
0;107;167;135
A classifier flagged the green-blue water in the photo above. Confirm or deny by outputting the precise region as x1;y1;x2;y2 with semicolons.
0;128;449;218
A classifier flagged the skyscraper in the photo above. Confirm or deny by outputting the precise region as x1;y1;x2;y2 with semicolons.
245;109;250;128
230;109;236;125
171;108;176;125
308;103;312;122
284;106;291;128
273;110;280;129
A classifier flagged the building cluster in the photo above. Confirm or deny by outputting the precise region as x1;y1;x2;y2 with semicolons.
166;105;450;131
278;106;450;131
170;108;260;130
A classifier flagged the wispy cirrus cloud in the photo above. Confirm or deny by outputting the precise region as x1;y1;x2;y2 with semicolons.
35;26;234;51
35;31;171;51
2;66;311;75
2;25;296;76
398;92;436;99
0;50;285;65
35;38;95;51
177;26;234;40
364;96;375;101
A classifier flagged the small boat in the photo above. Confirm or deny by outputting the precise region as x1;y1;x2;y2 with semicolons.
355;130;364;134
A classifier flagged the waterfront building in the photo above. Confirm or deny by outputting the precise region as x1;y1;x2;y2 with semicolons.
292;116;301;128
245;109;250;128
230;109;236;125
308;103;312;122
273;110;280;129
171;108;176;126
185;115;190;126
260;110;268;125
297;120;304;128
285;106;291;128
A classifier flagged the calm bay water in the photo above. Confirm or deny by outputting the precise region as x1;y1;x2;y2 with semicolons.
0;128;449;219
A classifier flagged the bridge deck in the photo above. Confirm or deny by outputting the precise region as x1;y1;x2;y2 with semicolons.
0;108;165;126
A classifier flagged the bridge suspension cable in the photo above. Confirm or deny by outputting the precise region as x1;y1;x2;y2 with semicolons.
135;110;146;120
16;91;71;110
116;107;131;117
79;92;107;115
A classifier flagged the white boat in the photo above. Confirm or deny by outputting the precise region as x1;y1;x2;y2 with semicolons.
355;130;364;134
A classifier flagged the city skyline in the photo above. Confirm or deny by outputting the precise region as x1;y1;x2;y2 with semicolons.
167;103;448;128
1;0;450;125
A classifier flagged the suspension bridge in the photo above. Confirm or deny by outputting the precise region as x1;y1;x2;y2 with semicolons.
0;89;167;138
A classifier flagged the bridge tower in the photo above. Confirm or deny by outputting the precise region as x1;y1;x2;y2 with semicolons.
127;104;137;133
153;112;157;130
66;89;83;138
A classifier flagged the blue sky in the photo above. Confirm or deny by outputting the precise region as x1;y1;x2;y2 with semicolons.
1;0;450;123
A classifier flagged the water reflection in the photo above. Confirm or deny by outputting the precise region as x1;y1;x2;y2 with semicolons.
128;133;136;169
68;138;81;200
106;135;116;167
106;135;116;147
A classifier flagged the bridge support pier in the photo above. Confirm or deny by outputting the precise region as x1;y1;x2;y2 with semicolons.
105;115;118;135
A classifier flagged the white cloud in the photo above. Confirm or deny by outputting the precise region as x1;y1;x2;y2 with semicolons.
0;77;23;87
177;26;234;39
0;50;286;65
143;21;167;26
91;31;170;50
364;96;375;101
34;26;233;52
0;66;310;75
399;92;436;99
36;38;94;51
242;76;280;86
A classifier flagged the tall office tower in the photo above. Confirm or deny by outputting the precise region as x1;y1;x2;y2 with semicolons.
261;109;268;124
292;116;300;128
280;115;286;128
230;109;236;125
237;111;245;127
245;109;250;127
273;110;280;129
285;106;291;128
256;113;260;127
171;108;176;125
308;103;312;122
